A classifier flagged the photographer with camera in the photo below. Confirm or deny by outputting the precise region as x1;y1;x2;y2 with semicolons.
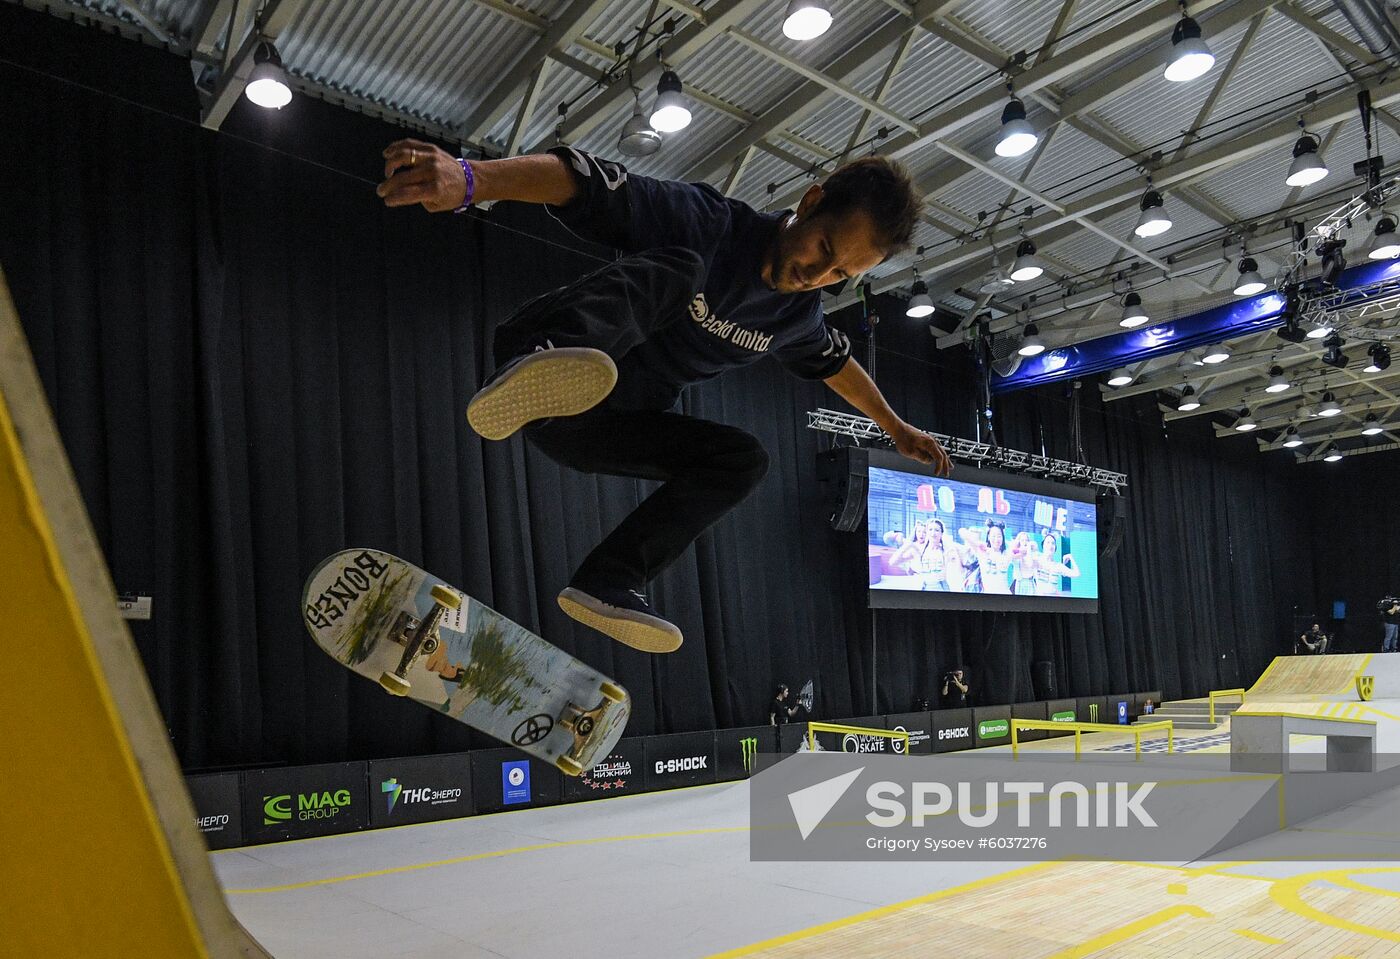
1382;598;1399;654
941;667;970;708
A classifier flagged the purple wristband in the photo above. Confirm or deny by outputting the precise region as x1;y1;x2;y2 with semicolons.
454;157;475;214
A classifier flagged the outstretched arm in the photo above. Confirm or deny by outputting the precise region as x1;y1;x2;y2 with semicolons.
377;139;579;211
823;358;952;475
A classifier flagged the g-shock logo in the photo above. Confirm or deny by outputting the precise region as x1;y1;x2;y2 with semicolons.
655;756;709;774
938;727;970;740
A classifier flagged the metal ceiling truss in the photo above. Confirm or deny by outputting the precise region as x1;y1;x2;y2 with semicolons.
842;73;1400;316
805;409;1128;493
1297;438;1400;461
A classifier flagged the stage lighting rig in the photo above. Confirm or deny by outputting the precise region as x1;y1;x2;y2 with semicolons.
1276;285;1306;343
1317;239;1347;287
1321;333;1349;369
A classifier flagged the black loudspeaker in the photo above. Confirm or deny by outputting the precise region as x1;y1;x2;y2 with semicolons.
818;447;869;532
1097;493;1127;559
1032;660;1056;700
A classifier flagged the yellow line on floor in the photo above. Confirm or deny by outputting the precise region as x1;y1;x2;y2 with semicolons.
701;862;1060;958
1044;905;1212;958
1268;867;1400;942
226;824;749;894
1232;928;1285;944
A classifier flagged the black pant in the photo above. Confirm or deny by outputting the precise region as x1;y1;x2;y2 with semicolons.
492;247;770;591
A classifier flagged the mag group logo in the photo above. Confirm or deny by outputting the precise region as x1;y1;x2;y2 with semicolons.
263;788;352;825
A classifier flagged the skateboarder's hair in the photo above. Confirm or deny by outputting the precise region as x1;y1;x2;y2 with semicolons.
817;156;921;257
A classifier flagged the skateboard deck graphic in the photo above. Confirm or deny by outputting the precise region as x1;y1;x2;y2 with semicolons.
302;548;630;774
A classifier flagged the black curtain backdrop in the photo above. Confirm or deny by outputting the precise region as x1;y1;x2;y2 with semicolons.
0;7;1330;770
1300;456;1400;652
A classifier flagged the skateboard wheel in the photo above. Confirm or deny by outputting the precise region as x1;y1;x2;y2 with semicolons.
430;584;462;610
379;671;412;697
556;756;584;777
600;682;626;704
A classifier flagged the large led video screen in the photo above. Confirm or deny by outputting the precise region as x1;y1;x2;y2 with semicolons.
866;451;1099;612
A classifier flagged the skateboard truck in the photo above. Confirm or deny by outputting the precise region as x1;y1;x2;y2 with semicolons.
555;682;627;776
379;584;460;696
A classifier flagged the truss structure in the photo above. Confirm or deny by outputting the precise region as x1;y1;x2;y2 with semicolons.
1305;274;1400;342
806;409;1128;494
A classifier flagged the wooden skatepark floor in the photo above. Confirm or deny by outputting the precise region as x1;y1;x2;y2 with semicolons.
214;695;1400;959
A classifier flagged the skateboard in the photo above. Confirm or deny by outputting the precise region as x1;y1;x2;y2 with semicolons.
302;548;630;775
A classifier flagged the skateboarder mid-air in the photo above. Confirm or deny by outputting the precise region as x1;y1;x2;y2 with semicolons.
376;140;952;654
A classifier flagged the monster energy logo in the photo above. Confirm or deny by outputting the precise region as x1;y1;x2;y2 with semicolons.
1088;703;1099;723
740;737;758;772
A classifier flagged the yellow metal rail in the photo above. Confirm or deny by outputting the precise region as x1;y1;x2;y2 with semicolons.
1209;688;1246;724
1009;719;1174;760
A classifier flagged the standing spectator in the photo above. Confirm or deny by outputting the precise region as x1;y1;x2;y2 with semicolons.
1383;602;1399;654
770;684;800;725
941;668;970;708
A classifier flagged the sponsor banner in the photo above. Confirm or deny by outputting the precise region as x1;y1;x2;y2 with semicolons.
932;708;974;753
470;748;561;814
242;762;367;844
1045;698;1079;737
883;711;934;755
186;773;242;850
1011;702;1048;743
748;753;1400;862
1077;697;1107;727
973;706;1012;747
644;731;717;790
368;754;473;828
812;715;895;754
715;725;779;780
779;723;809;754
1107;694;1131;725
564;738;644;801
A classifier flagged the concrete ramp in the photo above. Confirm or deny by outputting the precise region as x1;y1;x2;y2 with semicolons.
0;269;272;957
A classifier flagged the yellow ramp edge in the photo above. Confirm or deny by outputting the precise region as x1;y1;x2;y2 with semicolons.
1243;654;1373;703
0;268;271;957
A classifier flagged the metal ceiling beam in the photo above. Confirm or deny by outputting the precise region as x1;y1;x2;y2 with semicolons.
190;0;235;58
1215;390;1400;431
912;16;1245;246
841;30;919;162
1052;0;1277;121
843;74;1400;311
725;29;921;133
1037;0;1079;63
1296;437;1400;460
722;147;752;194
462;0;614;141
1169;366;1400;422
113;0;174;45
1258;407;1400;449
201;0;308;131
929;140;1202;286
505;60;553;157
769;0;1267;213
680;0;966;183
1172;12;1266;162
533;0;769;153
